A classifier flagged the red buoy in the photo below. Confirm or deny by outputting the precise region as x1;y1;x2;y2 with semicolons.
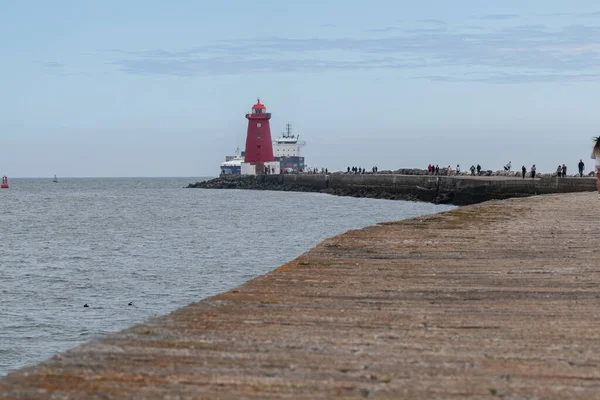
1;176;8;189
244;98;274;164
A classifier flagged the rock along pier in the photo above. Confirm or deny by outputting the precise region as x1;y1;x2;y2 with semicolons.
188;174;597;205
2;192;600;398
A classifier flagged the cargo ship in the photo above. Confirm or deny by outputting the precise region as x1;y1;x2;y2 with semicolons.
273;124;306;173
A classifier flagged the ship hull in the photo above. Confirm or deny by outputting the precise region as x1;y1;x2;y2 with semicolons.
275;156;305;172
220;165;241;175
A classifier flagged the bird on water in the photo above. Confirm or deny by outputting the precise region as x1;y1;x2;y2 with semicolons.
83;304;89;308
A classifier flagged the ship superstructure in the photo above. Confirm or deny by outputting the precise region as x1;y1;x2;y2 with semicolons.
220;147;244;175
273;124;306;172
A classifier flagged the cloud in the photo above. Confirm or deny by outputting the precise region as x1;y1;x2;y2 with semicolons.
421;19;446;25
36;61;66;69
114;56;427;76
578;11;600;18
108;24;600;83
415;73;600;84
366;27;398;33
536;12;571;17
367;25;447;34
33;60;83;76
473;14;518;21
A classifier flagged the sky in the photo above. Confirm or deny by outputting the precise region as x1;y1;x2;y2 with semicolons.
2;0;600;177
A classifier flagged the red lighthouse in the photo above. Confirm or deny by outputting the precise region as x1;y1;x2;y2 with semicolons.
244;99;274;164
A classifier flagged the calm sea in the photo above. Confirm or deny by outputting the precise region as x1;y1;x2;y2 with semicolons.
0;177;455;376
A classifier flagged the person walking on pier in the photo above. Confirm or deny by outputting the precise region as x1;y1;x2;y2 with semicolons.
557;165;562;177
470;165;476;175
531;164;536;179
476;164;481;175
579;159;585;177
591;137;600;198
562;164;567;177
522;165;526;179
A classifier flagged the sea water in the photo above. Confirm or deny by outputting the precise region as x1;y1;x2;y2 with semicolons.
0;177;454;375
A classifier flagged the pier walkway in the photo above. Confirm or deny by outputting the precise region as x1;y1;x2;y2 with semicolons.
2;192;600;399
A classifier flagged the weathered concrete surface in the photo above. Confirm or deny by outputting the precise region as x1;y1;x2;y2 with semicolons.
189;174;597;205
2;192;600;399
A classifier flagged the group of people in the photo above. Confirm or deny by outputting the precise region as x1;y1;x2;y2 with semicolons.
427;164;486;176
561;159;592;177
556;164;568;177
518;159;592;179
338;145;600;183
520;165;537;178
552;161;588;178
515;160;591;178
427;164;451;175
303;168;328;174
427;164;461;175
425;160;590;179
469;164;483;176
427;164;441;175
347;166;367;174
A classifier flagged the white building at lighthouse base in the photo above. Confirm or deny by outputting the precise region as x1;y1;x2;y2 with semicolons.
241;161;281;176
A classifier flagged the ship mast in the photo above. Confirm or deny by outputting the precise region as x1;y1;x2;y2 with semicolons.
285;123;292;138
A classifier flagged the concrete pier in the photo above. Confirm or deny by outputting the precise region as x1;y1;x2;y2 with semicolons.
2;192;600;398
189;174;597;205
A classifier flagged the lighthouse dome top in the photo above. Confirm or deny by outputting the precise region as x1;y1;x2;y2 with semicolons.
252;98;266;110
246;98;271;119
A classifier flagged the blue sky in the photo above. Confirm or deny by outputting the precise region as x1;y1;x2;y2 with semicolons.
2;0;600;177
